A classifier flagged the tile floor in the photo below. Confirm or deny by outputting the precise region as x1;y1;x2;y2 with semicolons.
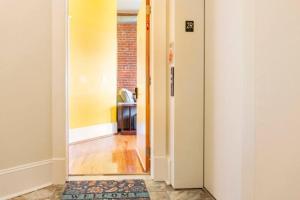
11;180;214;200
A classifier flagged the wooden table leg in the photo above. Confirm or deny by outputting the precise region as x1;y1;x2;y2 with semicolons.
129;106;132;132
121;106;124;134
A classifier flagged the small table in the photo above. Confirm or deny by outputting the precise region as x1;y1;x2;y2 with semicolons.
117;103;137;135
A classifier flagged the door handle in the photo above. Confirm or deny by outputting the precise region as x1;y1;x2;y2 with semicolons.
135;87;139;99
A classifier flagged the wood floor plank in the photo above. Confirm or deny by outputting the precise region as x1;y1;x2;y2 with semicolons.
69;135;144;175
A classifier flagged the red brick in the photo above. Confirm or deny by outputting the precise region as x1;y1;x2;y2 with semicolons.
117;24;137;93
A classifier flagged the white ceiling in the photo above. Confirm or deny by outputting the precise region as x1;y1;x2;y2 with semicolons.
117;0;141;13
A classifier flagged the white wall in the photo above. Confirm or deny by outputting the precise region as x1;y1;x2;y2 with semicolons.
205;0;300;199
167;0;175;186
117;0;141;12
254;0;300;199
169;0;204;189
150;0;168;181
204;0;247;198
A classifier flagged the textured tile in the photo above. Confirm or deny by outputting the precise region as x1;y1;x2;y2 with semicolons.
10;181;214;200
167;189;213;200
52;185;65;199
22;188;55;200
10;185;64;200
150;192;170;200
145;181;169;192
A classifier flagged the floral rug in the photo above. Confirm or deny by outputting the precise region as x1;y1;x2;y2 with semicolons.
61;180;150;200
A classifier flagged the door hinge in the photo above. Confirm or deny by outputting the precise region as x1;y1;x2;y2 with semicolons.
149;76;152;86
146;147;151;158
146;5;152;15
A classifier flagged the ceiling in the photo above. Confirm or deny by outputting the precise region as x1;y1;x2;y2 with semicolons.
117;0;141;13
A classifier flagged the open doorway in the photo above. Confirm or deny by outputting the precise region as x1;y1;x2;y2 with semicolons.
67;0;150;176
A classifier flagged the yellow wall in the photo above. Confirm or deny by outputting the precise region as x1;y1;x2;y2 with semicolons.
69;0;117;129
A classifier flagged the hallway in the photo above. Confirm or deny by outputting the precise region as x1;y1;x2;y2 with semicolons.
1;0;300;199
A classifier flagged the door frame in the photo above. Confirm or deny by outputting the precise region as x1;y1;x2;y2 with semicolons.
145;0;151;173
52;0;168;182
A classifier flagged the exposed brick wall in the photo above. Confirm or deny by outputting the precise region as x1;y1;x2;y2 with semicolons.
117;23;137;93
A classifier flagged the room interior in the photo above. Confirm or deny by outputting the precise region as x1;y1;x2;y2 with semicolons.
68;0;148;176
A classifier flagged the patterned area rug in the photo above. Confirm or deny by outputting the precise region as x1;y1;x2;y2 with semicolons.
62;180;150;200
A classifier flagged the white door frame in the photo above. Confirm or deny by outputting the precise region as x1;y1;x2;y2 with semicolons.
51;0;168;183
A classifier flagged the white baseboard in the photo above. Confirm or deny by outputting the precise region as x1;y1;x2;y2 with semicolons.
0;158;66;200
152;156;169;182
52;158;66;184
69;123;118;144
0;160;53;200
166;157;172;185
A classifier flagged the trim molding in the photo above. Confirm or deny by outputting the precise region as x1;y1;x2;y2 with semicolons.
52;158;66;184
52;157;65;162
69;123;118;144
0;158;65;200
0;160;52;176
152;156;169;182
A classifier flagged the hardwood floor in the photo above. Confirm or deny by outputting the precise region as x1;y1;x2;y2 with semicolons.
69;135;145;175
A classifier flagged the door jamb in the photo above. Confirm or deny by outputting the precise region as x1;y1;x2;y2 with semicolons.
145;0;151;173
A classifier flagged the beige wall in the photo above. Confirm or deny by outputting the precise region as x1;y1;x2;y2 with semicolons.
0;0;52;169
205;0;300;199
204;0;248;199
254;0;300;199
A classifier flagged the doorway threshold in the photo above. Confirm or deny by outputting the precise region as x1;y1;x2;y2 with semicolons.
68;175;152;181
